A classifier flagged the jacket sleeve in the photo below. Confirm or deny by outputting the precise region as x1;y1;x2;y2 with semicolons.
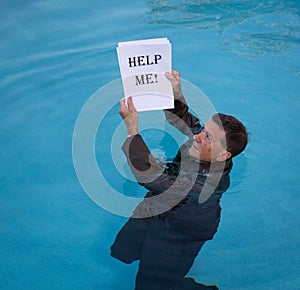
122;134;178;193
163;95;202;136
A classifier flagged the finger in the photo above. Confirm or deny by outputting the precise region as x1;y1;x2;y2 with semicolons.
165;71;174;81
119;98;128;117
127;96;137;112
119;98;127;111
172;69;180;79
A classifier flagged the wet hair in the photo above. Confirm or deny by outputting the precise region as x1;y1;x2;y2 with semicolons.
212;113;248;158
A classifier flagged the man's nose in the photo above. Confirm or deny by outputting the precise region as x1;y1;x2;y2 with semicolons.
194;132;204;142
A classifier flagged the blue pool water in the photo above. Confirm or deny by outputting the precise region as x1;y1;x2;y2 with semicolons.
1;1;300;289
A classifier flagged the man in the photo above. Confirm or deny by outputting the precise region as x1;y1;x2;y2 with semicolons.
111;70;248;289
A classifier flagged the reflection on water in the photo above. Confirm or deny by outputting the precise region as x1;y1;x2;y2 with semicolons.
146;0;300;56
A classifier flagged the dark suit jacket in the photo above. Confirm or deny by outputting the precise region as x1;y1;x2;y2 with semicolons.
111;95;232;263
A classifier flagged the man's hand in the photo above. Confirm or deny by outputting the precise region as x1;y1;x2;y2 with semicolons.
165;69;183;99
119;96;138;136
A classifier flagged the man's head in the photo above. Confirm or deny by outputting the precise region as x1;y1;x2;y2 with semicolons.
189;113;248;162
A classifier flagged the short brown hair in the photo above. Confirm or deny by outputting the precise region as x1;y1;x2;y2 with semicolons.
212;113;248;158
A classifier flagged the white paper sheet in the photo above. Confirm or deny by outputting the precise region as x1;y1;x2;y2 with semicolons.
117;38;174;111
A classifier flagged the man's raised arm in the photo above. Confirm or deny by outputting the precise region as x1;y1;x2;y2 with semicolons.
164;70;202;136
119;97;164;186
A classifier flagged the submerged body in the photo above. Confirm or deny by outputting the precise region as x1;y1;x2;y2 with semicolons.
111;94;233;289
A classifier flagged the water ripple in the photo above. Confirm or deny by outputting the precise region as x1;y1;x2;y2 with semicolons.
146;0;300;56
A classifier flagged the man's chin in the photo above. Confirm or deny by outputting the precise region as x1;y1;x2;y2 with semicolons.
188;148;200;160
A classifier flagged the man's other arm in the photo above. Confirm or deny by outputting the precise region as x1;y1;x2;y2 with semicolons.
119;97;175;193
164;70;202;136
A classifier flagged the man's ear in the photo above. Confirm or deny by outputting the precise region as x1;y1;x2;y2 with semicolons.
216;150;232;161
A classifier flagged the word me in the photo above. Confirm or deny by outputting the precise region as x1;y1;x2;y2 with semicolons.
135;73;158;86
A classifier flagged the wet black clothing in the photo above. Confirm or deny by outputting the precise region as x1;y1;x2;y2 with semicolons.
111;97;232;290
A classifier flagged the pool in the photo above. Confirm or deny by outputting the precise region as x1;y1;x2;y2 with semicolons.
1;1;299;289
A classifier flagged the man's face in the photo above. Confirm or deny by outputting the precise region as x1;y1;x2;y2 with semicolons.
189;119;231;162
